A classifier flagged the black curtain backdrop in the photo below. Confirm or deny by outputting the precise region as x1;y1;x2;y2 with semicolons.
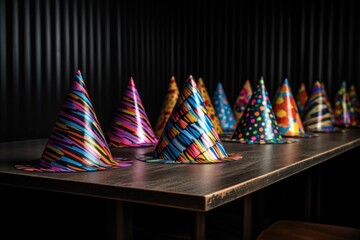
1;0;360;141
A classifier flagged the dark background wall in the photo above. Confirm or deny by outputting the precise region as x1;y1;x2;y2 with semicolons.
1;0;360;142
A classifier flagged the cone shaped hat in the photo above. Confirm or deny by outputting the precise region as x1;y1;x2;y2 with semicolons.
15;70;131;172
233;80;253;123
349;84;360;126
140;75;241;163
334;80;355;127
302;81;336;132
107;77;157;147
231;77;297;144
153;76;180;138
212;82;237;132
273;78;310;137
197;77;224;135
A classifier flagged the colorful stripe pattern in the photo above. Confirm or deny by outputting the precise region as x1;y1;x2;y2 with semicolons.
107;77;157;147
302;81;336;132
334;81;356;127
230;77;297;144
15;70;131;172
145;75;241;163
153;76;180;138
349;84;360;125
295;82;308;118
197;77;224;135
212;82;237;132
273;78;310;137
233;79;253;123
321;82;335;124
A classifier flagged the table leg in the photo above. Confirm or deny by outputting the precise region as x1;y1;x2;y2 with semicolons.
193;211;206;240
243;194;252;240
113;200;133;240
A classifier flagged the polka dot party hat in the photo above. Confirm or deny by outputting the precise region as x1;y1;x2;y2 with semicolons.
138;75;242;163
295;82;308;118
230;77;298;144
334;80;356;127
233;79;253;123
107;77;158;147
272;78;312;137
153;76;180;138
15;70;132;172
212;82;237;133
302;81;337;132
197;77;224;135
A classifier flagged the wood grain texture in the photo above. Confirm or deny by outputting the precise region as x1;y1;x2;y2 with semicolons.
257;220;360;240
1;129;360;211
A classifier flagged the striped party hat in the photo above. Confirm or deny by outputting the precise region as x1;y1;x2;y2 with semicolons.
302;81;336;132
233;79;253;123
15;70;132;172
272;78;312;137
153;76;180;138
107;77;157;147
197;77;224;135
138;75;241;163
230;77;298;144
295;82;308;118
212;82;237;133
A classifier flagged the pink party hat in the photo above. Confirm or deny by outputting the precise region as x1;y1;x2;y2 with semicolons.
138;75;242;163
295;82;308;118
302;81;336;132
233;79;253;122
15;70;132;172
153;76;180;138
107;77;157;147
349;84;360;125
334;80;356;127
230;77;298;144
273;78;312;137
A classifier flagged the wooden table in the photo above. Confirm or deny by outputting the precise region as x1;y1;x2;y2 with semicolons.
1;129;360;239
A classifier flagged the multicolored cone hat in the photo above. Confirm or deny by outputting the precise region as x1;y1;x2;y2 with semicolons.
321;82;335;124
302;81;336;132
107;77;157;147
349;84;360;125
272;78;312;137
153;76;180;138
233;79;253;123
197;77;224;135
138;75;242;163
333;80;356;127
15;70;132;172
230;77;298;144
212;82;237;132
295;82;308;118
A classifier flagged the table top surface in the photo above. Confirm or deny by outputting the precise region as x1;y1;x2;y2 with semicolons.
1;129;360;212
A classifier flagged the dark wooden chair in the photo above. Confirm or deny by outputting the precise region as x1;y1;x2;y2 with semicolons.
257;220;360;240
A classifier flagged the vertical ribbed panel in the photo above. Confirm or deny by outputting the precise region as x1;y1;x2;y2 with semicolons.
1;0;360;141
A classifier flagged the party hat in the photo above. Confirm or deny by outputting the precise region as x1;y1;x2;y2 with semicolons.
212;82;237;132
333;80;356;127
153;76;180;138
349;84;360;125
272;78;312;137
295;82;308;118
321;81;335;124
233;79;253;122
197;77;224;135
302;81;336;132
107;77;157;147
138;75;242;163
230;77;298;144
15;70;132;172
